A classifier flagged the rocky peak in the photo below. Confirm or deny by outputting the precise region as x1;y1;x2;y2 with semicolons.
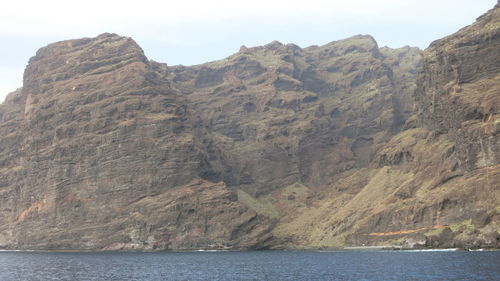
307;34;380;56
22;33;157;121
264;40;284;50
25;33;147;88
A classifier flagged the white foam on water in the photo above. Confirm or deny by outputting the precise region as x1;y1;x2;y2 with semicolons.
398;248;459;252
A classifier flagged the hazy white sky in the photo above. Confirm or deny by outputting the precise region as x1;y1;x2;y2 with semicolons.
0;0;497;102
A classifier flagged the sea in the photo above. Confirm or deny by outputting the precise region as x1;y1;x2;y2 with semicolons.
0;250;498;281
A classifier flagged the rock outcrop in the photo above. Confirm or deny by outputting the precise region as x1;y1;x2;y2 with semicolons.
0;5;498;250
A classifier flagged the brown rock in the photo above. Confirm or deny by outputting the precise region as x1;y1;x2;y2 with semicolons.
0;4;498;251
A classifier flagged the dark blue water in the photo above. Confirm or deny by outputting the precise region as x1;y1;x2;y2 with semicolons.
0;250;498;281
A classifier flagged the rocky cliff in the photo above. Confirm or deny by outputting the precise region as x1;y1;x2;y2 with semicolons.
273;4;500;249
0;34;272;250
0;5;498;250
171;34;420;196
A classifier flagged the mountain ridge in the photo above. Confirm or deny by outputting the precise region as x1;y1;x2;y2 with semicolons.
0;5;498;250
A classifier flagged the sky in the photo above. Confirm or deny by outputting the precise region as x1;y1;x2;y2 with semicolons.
0;0;497;103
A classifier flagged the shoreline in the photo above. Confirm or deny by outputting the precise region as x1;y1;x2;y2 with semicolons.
0;247;498;253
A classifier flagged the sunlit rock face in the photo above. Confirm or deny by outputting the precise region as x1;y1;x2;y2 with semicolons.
0;4;498;251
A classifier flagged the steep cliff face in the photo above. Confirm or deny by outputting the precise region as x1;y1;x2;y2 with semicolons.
0;5;498;251
0;33;272;250
416;5;500;171
361;4;500;248
171;35;420;196
273;5;500;249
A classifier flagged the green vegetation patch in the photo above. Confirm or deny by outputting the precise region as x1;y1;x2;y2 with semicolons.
425;228;445;237
386;237;405;245
449;219;474;232
237;190;280;219
248;50;284;69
